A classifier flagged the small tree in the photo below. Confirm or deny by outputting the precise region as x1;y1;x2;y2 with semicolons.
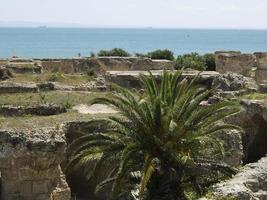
203;53;216;71
147;49;175;60
67;71;241;200
175;53;206;70
97;48;131;57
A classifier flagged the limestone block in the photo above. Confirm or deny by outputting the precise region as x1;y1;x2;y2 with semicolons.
255;68;267;83
32;180;49;194
20;181;32;195
0;128;71;200
212;156;267;200
254;52;267;69
215;52;255;76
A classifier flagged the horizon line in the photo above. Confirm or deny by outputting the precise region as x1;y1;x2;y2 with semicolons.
1;26;267;31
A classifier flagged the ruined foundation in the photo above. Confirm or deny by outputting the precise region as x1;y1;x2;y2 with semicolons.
215;51;255;76
0;129;71;200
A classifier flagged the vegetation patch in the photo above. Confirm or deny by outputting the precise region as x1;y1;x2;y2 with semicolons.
0;91;107;107
175;52;216;71
9;72;94;85
0;110;111;130
146;49;175;60
240;93;267;103
66;71;240;200
97;48;131;57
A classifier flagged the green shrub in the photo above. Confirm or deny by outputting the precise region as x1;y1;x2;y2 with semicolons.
97;48;131;57
135;53;146;57
90;52;96;57
47;72;65;82
175;53;206;70
203;53;216;71
146;49;175;60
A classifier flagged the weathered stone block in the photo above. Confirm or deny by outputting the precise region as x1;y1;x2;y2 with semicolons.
0;128;70;200
255;68;267;83
215;51;255;76
20;181;32;195
254;52;267;69
32;180;49;194
2;180;20;194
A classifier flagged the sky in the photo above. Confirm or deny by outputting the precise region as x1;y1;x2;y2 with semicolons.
1;0;267;29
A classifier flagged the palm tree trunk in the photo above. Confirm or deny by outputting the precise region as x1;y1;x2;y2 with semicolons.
146;166;187;200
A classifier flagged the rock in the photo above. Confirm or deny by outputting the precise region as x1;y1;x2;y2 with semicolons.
210;73;258;102
130;58;174;70
215;51;255;76
212;73;257;92
211;156;267;200
0;66;13;80
107;70;219;88
0;81;38;93
259;83;267;93
0;128;71;199
255;68;267;83
53;80;106;92
0;104;67;117
130;57;154;70
217;130;243;167
41;57;175;74
151;59;175;70
37;82;55;91
5;62;42;74
225;99;267;163
254;52;267;69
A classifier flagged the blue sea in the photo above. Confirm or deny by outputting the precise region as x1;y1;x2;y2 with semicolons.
0;28;267;58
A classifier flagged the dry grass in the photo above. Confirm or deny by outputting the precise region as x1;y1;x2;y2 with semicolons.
0;91;111;130
0;110;111;130
9;72;93;85
0;91;107;107
240;93;267;103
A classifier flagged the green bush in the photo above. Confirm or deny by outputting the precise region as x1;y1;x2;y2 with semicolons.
90;52;96;57
175;53;206;70
47;72;65;82
203;53;216;71
146;49;175;60
135;53;146;57
97;48;131;57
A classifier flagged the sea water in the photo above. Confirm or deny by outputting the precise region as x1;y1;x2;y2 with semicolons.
0;28;267;58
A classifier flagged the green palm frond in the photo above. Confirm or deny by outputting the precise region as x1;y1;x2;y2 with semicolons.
66;70;242;200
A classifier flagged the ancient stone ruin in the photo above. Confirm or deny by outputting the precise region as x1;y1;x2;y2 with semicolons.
0;128;70;200
215;51;255;76
255;52;267;83
0;53;266;200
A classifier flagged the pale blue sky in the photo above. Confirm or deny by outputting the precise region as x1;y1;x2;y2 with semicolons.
1;0;267;29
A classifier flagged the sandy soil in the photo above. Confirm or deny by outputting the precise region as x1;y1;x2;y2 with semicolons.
72;104;117;114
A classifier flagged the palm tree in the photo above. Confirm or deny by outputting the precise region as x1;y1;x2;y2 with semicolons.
66;71;241;200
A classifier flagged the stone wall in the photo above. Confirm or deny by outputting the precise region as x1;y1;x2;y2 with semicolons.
5;63;42;74
0;82;38;94
225;99;267;163
41;57;174;74
107;70;219;89
215;51;255;76
0;128;71;200
0;104;67;117
254;52;267;83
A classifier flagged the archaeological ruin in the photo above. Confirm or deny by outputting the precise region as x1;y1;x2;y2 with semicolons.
0;51;267;199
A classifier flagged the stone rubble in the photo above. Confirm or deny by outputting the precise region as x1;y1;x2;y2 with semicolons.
212;156;267;200
0;104;67;117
